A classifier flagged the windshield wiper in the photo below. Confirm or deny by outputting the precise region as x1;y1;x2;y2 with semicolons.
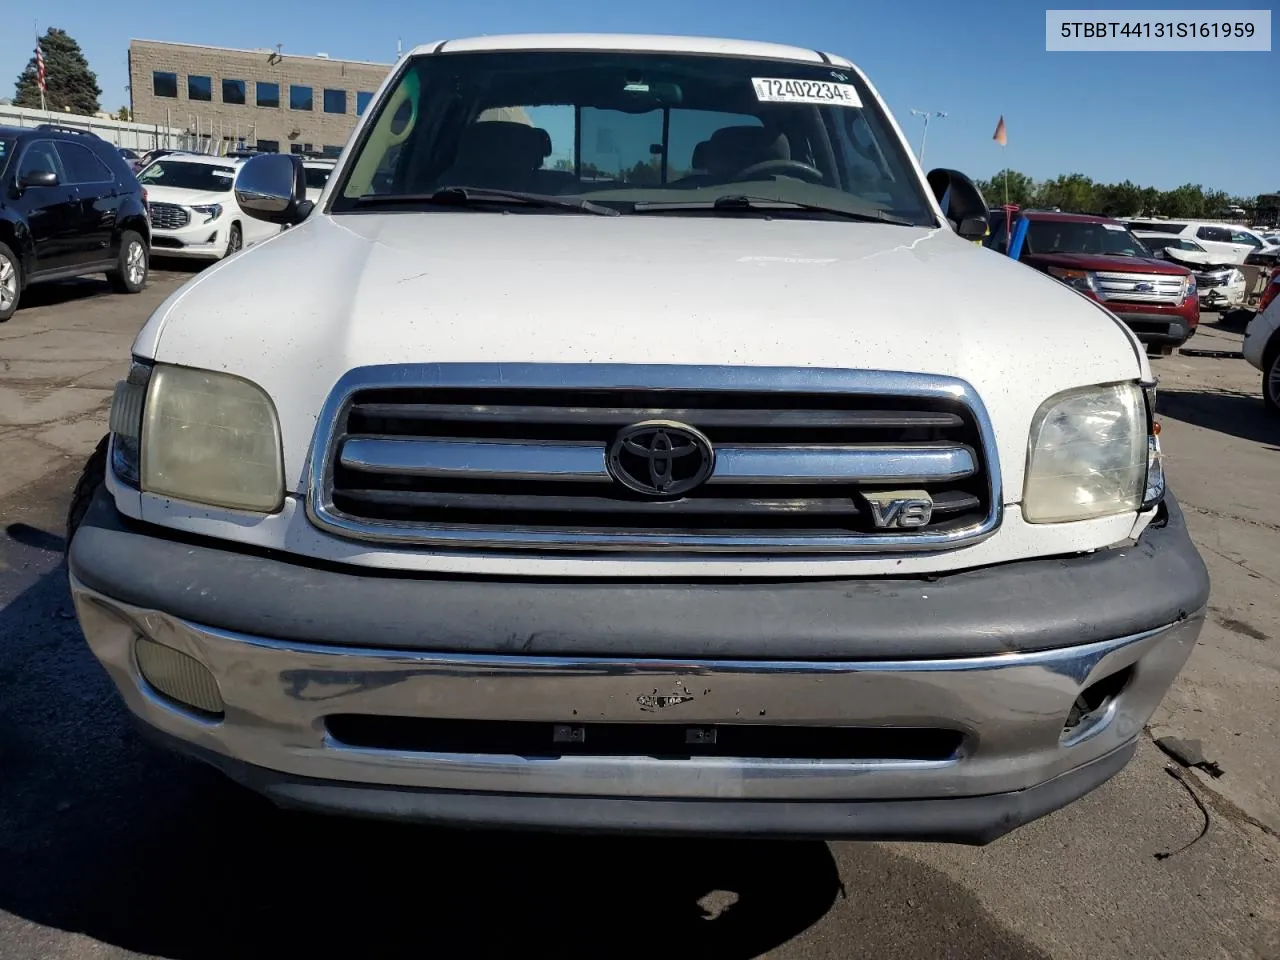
355;186;619;217
632;194;916;226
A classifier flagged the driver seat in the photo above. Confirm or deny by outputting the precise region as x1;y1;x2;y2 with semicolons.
702;126;792;180
673;125;791;186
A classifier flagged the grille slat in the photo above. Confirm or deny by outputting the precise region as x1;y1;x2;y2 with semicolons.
149;202;190;230
333;488;982;517
352;402;965;431
312;367;999;553
339;437;978;485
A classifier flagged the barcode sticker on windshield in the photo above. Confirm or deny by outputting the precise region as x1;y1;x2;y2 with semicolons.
1102;223;1126;231
752;77;862;108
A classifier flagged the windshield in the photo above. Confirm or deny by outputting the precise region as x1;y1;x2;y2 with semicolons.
1026;221;1151;257
332;50;936;224
138;160;237;193
304;165;333;190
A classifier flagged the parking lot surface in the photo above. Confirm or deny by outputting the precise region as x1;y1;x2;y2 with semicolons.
1;278;1277;959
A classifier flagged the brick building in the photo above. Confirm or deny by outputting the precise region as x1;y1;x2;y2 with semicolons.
128;39;391;156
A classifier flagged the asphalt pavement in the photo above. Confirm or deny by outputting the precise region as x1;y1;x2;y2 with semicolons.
0;275;1277;959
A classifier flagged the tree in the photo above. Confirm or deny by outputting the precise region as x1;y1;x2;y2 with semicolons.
1035;173;1095;213
114;106;132;121
13;28;101;115
1093;180;1143;218
1158;183;1207;219
975;169;1035;207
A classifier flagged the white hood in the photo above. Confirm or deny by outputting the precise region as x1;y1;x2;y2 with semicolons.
137;211;1147;496
143;185;232;207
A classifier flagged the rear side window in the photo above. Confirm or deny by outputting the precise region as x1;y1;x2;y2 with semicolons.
1197;225;1233;243
55;141;114;184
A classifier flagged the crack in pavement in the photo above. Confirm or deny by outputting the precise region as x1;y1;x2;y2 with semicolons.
1180;500;1280;535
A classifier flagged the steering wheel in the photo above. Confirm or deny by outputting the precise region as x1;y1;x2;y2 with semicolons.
731;159;825;184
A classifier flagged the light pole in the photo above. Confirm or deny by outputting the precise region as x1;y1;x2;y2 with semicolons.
909;109;947;168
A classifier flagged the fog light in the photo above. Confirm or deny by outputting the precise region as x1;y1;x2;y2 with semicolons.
1060;665;1133;744
135;636;224;717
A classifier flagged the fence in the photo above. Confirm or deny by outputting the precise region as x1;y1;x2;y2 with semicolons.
0;103;192;152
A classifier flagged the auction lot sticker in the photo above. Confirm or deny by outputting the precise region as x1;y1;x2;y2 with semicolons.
752;78;862;107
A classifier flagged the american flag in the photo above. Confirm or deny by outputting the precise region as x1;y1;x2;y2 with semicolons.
35;39;46;93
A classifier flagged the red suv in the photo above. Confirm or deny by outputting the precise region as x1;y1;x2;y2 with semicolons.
986;211;1198;353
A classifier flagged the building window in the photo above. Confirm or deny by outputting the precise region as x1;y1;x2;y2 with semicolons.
256;139;280;153
256;82;280;108
153;71;178;98
188;75;212;101
323;89;347;114
322;144;343;157
290;143;304;155
290;85;313;111
222;79;246;105
356;91;374;115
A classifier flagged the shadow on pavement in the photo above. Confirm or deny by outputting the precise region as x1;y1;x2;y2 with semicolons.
1157;388;1280;447
1;476;1048;960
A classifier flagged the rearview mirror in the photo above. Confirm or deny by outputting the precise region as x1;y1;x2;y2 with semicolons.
234;154;313;226
926;168;989;241
20;170;58;188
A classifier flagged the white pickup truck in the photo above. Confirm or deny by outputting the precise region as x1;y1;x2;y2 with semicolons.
68;33;1209;843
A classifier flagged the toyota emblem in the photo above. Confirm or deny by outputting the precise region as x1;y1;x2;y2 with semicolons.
607;421;715;497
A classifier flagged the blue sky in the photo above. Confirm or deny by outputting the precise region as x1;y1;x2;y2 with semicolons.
5;0;1275;195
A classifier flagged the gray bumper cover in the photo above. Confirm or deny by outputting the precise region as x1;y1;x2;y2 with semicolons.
70;489;1209;661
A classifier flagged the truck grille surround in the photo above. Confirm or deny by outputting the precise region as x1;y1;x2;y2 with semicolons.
148;202;190;231
307;364;1002;553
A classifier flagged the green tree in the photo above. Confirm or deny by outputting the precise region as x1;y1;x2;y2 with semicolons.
975;169;1036;207
1034;173;1095;213
114;106;132;121
1093;180;1143;218
1158;184;1207;218
13;28;101;115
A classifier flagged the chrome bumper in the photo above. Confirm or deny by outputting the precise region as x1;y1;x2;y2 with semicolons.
72;575;1202;807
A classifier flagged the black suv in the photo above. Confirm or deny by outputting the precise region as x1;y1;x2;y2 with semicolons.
0;124;150;321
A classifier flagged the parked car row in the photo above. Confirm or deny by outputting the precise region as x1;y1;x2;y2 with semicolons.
0;125;317;319
984;208;1199;354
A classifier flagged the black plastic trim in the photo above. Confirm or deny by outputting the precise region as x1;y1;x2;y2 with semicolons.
69;487;1210;661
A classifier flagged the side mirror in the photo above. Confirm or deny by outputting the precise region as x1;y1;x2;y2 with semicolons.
234;154;313;226
926;168;989;241
20;170;59;188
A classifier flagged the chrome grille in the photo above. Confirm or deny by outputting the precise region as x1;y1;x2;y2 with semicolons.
308;365;1001;553
149;202;189;230
1094;271;1186;305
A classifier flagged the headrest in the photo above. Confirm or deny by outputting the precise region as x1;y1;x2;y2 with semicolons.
453;121;552;171
691;140;710;171
701;125;790;177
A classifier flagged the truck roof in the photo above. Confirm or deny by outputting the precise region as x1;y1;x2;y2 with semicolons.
412;33;851;67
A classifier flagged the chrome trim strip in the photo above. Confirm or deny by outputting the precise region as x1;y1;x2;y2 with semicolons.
706;444;976;484
306;364;1004;554
340;437;977;485
341;438;607;482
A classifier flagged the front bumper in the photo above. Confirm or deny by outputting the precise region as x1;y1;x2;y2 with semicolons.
149;220;228;259
1109;310;1196;347
69;491;1209;842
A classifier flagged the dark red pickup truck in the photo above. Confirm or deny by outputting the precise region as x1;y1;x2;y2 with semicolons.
985;211;1199;353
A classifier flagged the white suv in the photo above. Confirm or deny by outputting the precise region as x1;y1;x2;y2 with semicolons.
137;153;279;260
1125;218;1276;264
68;34;1209;843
